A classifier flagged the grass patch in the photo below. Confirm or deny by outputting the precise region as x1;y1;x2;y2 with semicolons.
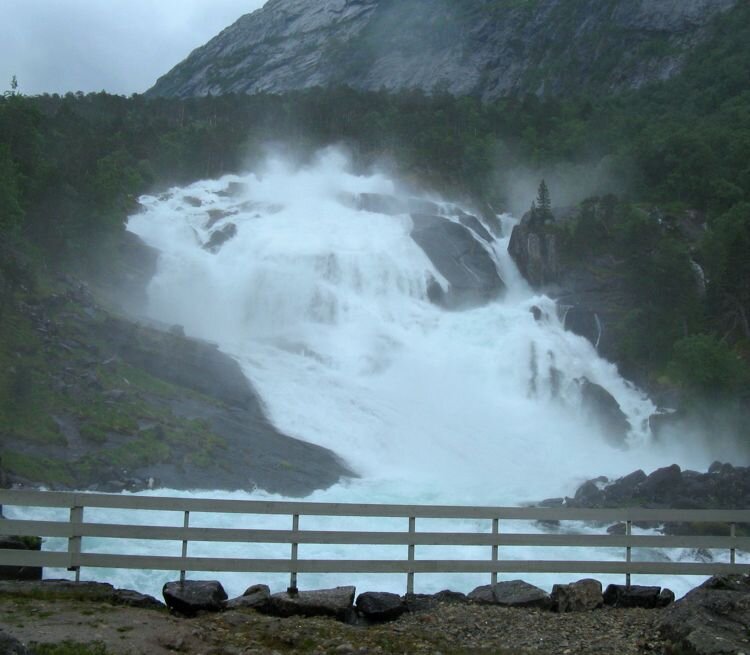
1;451;74;486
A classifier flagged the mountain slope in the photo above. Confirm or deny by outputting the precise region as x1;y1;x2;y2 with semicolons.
148;0;739;100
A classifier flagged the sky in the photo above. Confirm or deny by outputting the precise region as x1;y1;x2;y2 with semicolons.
3;0;268;96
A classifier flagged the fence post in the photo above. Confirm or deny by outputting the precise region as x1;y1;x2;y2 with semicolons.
407;516;416;596
67;505;83;582
491;518;499;586
288;514;300;595
180;511;190;584
625;520;632;587
730;522;736;565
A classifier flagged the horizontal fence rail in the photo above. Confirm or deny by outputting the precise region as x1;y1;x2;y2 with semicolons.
1;489;748;593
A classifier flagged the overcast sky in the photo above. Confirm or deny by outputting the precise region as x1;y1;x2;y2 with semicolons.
3;0;268;96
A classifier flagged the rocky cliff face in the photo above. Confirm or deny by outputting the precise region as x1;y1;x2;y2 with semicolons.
148;0;738;99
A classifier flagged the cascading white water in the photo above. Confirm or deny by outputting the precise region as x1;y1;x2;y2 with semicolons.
14;149;737;599
129;149;718;497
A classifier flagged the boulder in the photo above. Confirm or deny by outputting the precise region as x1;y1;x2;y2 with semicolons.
551;579;603;612
113;588;165;609
659;575;750;655
469;580;551;609
573;480;605;506
259;586;356;621
604;469;647;503
163;580;228;616
356;591;406;622
638;464;683;500
405;590;468;612
0;630;29;655
0;535;42;581
224;583;271;610
579;377;631;448
204;223;238;253
603;584;673;609
410;213;505;308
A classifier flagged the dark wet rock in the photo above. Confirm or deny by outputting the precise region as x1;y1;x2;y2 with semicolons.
205;209;235;229
224;583;271;610
113;588;165;609
530;305;543;321
204;222;238;253
508;213;561;287
551;579;603;613
259;586;356;621
467;584;496;604
0;630;29;654
0;535;42;581
638;464;683;500
603;584;672;609
579;377;631;447
355;193;440;217
574;480;605;506
605;469;647;502
469;581;551;609
100;316;256;409
606;522;627;535
432;589;468;603
563;306;601;348
410;213;505;308
659;575;750;654
184;196;203;207
163;580;228;616
357;193;407;215
356;592;406;622
539;497;564;507
96;315;352;495
659;588;676;607
457;212;493;243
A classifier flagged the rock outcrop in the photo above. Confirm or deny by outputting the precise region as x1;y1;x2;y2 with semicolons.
148;0;739;100
568;462;750;523
659;575;750;655
410;213;505;308
578;377;632;447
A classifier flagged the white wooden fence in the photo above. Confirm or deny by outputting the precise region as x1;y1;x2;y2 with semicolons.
1;489;748;593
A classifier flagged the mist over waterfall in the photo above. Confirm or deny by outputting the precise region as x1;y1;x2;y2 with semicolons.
127;150;719;506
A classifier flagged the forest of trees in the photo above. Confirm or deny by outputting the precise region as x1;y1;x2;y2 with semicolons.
1;0;749;409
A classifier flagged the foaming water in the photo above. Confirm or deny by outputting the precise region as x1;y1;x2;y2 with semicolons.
129;151;717;496
23;150;736;598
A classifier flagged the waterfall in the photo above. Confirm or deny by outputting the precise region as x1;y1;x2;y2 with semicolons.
19;149;727;598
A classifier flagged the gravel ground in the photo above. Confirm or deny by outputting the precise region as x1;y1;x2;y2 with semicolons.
0;595;669;654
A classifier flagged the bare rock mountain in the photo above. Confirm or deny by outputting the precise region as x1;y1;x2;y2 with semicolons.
148;0;738;99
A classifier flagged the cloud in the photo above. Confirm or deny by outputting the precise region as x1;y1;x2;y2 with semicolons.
2;0;268;96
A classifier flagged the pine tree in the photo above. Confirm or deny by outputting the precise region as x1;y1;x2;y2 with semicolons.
535;179;552;223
